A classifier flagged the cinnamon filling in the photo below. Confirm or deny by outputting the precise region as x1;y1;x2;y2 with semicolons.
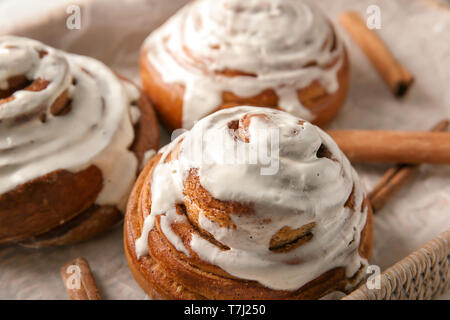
316;143;334;160
215;68;258;78
344;185;356;210
24;78;50;92
179;203;231;251
0;76;72;120
269;222;316;253
38;50;48;58
0;75;32;101
227;114;272;143
50;90;72;116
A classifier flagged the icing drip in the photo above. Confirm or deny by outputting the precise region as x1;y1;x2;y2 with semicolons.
143;0;344;128
140;149;157;170
0;36;139;211
136;106;368;291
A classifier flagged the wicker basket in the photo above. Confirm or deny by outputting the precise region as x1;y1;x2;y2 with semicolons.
343;229;450;300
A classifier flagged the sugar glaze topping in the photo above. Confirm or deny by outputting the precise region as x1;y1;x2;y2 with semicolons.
0;36;140;211
143;0;344;129
136;107;368;291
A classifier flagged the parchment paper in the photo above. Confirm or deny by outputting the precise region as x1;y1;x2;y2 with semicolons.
0;0;449;300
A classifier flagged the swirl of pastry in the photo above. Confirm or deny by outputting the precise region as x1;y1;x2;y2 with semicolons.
125;106;373;300
0;36;159;247
141;0;349;130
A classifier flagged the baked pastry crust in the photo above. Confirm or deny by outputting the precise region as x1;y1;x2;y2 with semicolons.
125;158;373;300
140;0;350;130
0;88;159;248
0;37;159;247
140;50;350;131
125;108;373;300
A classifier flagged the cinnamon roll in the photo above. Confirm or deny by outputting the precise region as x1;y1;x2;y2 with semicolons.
0;36;159;248
125;106;373;300
140;0;350;130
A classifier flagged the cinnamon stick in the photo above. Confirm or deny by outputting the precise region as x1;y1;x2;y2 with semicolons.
328;130;450;164
61;257;102;300
339;11;414;97
368;119;449;212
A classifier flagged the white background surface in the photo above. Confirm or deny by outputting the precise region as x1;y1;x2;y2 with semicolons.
0;0;449;300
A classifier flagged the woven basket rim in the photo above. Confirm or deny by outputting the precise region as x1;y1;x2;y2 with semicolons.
342;228;450;300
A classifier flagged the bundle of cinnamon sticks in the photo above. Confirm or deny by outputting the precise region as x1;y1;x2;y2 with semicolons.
337;11;449;214
331;120;449;213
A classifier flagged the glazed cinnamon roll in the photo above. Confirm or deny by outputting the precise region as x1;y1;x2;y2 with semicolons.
140;0;350;130
0;36;159;248
125;107;373;300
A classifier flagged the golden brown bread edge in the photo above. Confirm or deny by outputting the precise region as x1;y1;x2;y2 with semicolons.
0;79;160;248
124;152;374;300
139;48;350;130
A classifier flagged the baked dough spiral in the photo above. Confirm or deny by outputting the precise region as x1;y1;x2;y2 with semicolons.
125;106;373;299
141;0;349;130
0;36;159;247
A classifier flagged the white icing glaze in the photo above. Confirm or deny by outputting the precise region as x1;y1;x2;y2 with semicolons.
136;106;368;291
140;149;157;170
0;36;140;211
143;0;344;128
122;79;142;126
